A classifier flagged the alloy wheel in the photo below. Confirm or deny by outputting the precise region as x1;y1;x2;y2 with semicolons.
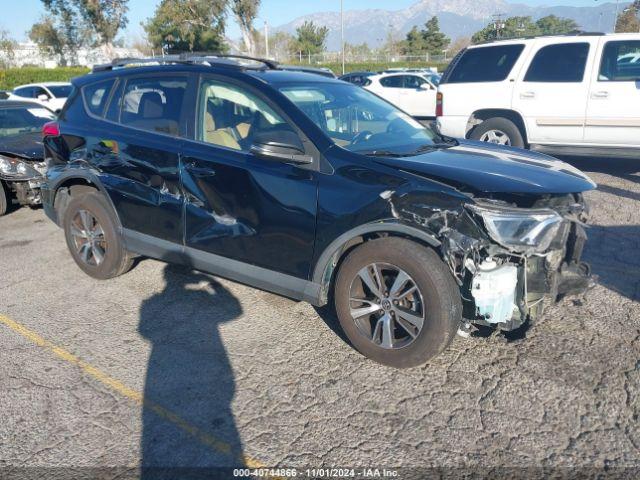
479;129;511;146
70;209;107;266
348;263;425;350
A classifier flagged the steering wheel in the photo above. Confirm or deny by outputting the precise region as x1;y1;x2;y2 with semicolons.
350;130;373;145
386;118;408;134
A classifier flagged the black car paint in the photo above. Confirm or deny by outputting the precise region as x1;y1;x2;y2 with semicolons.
42;65;595;308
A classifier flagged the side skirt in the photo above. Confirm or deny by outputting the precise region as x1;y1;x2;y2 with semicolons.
122;229;324;306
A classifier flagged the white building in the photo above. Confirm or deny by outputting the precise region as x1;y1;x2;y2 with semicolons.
2;42;145;68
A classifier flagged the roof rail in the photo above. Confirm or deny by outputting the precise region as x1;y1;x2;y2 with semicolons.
472;30;606;46
92;53;279;73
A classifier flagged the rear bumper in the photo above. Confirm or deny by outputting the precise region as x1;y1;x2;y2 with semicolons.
436;115;468;138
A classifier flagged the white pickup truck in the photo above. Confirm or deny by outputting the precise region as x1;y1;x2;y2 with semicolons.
436;33;640;158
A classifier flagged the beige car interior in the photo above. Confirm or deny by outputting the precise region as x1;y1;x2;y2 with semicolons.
201;83;284;151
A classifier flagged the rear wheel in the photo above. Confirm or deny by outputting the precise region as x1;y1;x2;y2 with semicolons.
471;117;525;149
334;237;462;368
63;192;133;279
0;181;8;216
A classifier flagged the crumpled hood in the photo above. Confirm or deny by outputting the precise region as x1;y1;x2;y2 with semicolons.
0;132;44;161
375;140;596;194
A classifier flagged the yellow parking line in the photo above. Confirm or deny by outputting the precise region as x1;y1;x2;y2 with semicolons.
0;313;264;469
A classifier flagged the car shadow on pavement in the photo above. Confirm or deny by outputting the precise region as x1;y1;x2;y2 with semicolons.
138;264;245;479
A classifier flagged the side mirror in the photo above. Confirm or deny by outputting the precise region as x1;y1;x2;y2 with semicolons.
250;130;313;165
37;94;49;102
419;83;432;91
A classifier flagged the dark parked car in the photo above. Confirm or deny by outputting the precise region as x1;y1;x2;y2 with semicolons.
42;56;595;367
0;100;56;215
339;71;376;86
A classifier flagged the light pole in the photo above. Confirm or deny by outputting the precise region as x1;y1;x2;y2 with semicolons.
596;0;621;32
341;0;345;75
264;21;269;58
613;0;620;32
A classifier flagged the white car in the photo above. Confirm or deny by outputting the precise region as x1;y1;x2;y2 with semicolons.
10;82;73;113
364;72;438;118
437;33;640;158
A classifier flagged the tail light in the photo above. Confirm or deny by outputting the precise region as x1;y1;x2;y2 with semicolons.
436;92;443;117
42;121;60;138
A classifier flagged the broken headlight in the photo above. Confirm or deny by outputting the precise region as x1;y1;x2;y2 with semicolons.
0;156;43;180
467;203;563;253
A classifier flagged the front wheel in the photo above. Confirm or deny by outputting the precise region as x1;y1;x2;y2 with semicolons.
334;237;462;368
63;192;133;279
0;181;9;216
470;117;525;149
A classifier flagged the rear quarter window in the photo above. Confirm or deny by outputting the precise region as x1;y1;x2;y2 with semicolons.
443;44;525;83
82;79;116;117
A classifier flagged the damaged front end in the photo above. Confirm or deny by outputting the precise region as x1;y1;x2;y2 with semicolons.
395;191;592;332
0;153;47;206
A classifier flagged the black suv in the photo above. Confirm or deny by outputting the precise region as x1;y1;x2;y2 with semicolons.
42;56;595;368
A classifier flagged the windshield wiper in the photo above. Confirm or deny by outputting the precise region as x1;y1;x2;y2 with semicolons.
358;150;410;158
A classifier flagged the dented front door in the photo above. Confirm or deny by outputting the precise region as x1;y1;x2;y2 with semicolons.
180;140;318;279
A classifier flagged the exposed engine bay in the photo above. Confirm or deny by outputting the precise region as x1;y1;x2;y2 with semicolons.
386;190;592;332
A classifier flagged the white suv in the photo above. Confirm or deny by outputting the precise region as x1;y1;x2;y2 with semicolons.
436;33;640;158
364;72;439;118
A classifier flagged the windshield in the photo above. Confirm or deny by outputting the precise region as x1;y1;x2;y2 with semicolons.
47;85;73;98
0;107;56;137
280;83;442;155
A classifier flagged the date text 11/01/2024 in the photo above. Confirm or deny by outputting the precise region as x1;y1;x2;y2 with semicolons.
233;468;399;477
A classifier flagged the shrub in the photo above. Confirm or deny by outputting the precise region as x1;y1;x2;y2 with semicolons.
0;67;90;90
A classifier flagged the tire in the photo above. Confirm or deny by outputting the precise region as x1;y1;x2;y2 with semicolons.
63;192;133;279
334;237;462;368
0;181;8;216
470;117;525;149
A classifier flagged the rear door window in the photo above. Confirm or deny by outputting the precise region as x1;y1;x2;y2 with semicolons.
119;76;188;137
524;43;590;83
380;76;404;88
444;44;525;83
599;40;640;81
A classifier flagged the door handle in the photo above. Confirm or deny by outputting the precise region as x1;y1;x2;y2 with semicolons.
591;91;609;99
520;91;536;99
185;161;215;177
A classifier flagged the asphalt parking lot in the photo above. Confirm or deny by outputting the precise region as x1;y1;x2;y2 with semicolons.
0;156;639;477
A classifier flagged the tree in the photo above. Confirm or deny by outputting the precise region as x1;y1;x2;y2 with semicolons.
472;15;579;43
401;26;427;55
290;21;329;56
144;0;228;53
448;37;471;57
0;29;16;68
536;15;579;35
423;17;450;56
231;0;260;55
472;16;540;43
29;9;88;66
401;17;450;56
615;1;640;33
43;0;128;59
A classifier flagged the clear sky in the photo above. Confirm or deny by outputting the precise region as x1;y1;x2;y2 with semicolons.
4;0;614;43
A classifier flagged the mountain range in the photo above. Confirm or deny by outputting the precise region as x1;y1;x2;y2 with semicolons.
275;0;631;51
